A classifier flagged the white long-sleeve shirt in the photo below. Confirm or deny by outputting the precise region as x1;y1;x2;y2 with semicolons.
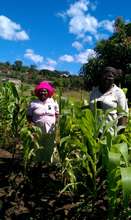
90;84;128;115
90;84;128;134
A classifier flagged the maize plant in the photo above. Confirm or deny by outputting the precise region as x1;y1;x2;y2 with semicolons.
0;82;41;167
1;82;131;219
0;81;27;151
58;95;131;219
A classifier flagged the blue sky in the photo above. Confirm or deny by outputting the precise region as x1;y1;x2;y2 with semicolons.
0;0;131;75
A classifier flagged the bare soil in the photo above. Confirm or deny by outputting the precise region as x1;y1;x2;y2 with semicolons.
0;149;107;220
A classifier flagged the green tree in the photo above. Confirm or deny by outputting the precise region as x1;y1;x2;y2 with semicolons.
13;60;23;71
80;17;131;99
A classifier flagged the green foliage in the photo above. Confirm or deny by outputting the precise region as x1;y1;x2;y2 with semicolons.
20;125;42;168
0;82;42;165
1;82;131;218
58;95;131;218
0;82;26;149
80;17;131;99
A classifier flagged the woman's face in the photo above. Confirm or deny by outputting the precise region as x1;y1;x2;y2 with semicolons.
38;88;49;101
99;68;115;92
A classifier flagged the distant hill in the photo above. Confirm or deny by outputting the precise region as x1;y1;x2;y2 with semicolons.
0;61;85;90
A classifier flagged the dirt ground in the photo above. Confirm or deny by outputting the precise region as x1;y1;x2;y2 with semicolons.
0;149;107;220
0;149;78;220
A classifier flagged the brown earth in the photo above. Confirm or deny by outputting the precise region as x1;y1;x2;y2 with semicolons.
0;149;107;220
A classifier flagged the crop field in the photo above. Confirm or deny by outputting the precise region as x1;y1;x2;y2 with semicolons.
0;81;131;219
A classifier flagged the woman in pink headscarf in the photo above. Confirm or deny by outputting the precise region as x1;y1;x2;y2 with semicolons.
27;81;59;162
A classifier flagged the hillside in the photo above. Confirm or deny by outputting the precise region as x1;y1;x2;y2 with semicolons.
0;61;85;91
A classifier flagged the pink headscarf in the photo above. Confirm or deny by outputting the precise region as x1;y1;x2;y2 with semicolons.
34;81;55;97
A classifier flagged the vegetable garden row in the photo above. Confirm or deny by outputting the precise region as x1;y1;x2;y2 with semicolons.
0;82;131;219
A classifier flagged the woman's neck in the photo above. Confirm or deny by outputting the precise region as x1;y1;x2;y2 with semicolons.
99;84;114;94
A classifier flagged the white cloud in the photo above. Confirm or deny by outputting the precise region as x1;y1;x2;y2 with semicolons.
95;33;109;41
65;0;98;37
47;58;57;66
83;35;93;43
75;49;96;64
24;49;57;70
15;31;29;40
99;20;114;32
56;12;67;21
24;49;44;63
0;15;29;40
72;41;83;50
59;0;114;40
59;54;74;62
38;64;55;71
69;13;98;37
67;0;89;17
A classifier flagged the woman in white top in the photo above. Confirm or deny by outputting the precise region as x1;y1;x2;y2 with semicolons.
90;66;128;135
27;81;59;162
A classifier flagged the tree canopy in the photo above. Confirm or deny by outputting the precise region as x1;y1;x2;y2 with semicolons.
81;17;131;100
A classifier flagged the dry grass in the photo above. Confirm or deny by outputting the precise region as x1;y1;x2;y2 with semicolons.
22;83;89;103
62;90;89;102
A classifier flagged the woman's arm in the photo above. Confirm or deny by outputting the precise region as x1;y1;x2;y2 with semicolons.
117;88;128;130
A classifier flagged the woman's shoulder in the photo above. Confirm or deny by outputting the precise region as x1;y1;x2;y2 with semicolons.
46;97;55;102
112;84;124;93
29;99;42;107
112;84;126;97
